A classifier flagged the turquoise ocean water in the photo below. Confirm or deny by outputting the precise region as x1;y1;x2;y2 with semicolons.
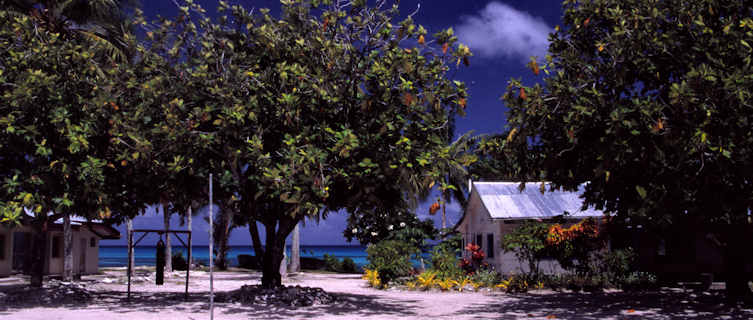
99;245;371;268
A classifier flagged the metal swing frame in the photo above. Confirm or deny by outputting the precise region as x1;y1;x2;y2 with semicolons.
126;229;192;300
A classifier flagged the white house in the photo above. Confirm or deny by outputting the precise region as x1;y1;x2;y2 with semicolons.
455;181;604;274
0;215;119;277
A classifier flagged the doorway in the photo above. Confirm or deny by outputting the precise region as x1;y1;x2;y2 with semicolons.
12;232;31;273
79;238;86;275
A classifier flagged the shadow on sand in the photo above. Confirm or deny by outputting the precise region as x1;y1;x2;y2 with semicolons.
456;289;753;319
1;289;420;319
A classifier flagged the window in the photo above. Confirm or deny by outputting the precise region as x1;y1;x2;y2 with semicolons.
476;234;482;249
487;234;494;258
51;235;62;258
90;237;97;248
0;234;5;260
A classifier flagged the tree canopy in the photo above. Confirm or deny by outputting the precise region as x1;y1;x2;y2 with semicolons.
106;0;471;288
500;0;753;298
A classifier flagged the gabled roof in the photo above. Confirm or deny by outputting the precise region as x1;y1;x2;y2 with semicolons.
473;181;603;220
21;209;121;239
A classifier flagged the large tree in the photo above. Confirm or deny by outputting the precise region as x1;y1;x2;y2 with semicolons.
502;0;753;299
126;0;471;288
0;9;129;286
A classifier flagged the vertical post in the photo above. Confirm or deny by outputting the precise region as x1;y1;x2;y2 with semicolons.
185;231;191;300
209;173;214;320
127;229;132;300
186;205;192;301
126;218;134;277
290;222;300;273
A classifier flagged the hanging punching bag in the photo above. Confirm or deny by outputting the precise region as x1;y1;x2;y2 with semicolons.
156;238;165;285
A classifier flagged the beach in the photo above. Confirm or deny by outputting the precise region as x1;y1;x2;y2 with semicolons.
2;268;752;320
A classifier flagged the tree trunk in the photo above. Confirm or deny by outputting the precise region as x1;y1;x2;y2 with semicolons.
248;220;264;267
126;218;134;277
290;222;300;273
261;228;284;288
441;201;447;231
162;203;172;273
260;217;298;288
724;224;752;302
30;220;47;287
187;206;192;270
62;213;73;281
214;206;232;270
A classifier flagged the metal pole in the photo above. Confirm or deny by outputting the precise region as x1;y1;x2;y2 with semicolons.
209;173;214;320
185;230;191;300
186;205;192;301
127;229;132;300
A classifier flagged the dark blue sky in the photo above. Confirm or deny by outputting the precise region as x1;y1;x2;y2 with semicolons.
101;0;563;246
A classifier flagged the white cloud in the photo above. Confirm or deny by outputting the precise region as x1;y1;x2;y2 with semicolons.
456;2;551;62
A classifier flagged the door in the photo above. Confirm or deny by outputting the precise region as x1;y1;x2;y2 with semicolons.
12;232;31;273
79;238;86;274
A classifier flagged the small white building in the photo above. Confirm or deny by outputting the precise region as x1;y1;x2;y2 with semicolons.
0;216;119;277
455;181;604;274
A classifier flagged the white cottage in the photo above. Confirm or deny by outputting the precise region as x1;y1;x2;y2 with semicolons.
0;215;119;277
455;181;604;274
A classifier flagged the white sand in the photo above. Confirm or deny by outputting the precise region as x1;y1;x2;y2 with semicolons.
1;268;752;319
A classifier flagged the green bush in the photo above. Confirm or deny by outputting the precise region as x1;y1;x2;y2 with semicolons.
323;254;342;272
341;257;358;273
621;271;658;291
172;251;189;271
501;220;551;278
594;248;636;286
429;234;463;280
366;240;416;286
471;268;501;287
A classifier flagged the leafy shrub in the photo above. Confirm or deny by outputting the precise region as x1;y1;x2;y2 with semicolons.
429;234;463;280
471;268;501;288
542;274;566;291
621;271;658;291
592;248;636;286
341;257;358;273
502;220;551;277
365;240;415;287
416;270;438;290
323;254;342;272
363;269;381;288
172;252;189;271
460;243;489;275
504;274;531;293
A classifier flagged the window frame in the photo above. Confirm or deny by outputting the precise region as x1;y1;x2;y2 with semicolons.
51;235;62;258
486;233;494;258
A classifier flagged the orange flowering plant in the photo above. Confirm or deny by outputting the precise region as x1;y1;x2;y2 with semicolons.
545;218;603;275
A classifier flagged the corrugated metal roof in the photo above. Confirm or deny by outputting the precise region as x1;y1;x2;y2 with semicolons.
474;181;603;219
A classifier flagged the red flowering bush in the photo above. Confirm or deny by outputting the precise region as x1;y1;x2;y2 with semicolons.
460;243;488;275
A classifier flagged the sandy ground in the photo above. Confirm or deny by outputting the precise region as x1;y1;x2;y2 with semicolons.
2;268;753;320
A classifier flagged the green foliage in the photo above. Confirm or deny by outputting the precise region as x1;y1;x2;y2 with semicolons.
592;248;636;286
120;0;470;288
621;271;658;291
504;274;532;293
501;220;551;277
345;207;437;246
471;268;501;288
501;0;753;229
341;257;358;273
323;253;342;272
429;233;463;280
366;240;416;287
172;251;189;271
0;10;128;223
